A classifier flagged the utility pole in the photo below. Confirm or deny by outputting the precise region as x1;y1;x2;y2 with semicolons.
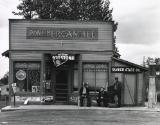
148;58;157;108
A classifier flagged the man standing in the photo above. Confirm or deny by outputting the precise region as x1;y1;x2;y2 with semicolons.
79;82;90;107
114;77;122;107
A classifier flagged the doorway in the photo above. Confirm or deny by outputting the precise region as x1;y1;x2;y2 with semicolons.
55;70;68;104
124;74;136;105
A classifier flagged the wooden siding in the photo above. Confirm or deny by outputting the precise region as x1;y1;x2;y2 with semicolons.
10;52;42;60
114;61;127;67
10;20;113;51
82;54;112;61
124;74;136;105
137;73;144;104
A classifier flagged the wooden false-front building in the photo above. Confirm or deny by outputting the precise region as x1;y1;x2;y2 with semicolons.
5;19;147;106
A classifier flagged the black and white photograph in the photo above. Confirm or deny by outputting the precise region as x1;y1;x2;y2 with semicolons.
0;0;160;124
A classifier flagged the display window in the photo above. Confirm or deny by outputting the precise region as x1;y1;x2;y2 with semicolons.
83;63;109;91
13;62;41;93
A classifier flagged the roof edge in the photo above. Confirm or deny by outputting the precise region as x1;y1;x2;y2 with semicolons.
2;50;9;58
112;57;148;71
9;19;114;24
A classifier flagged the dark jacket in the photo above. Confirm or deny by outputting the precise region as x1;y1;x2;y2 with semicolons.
114;81;122;94
79;87;90;97
97;90;105;100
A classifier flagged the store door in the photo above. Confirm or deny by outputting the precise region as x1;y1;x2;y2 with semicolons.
55;70;68;104
124;74;136;105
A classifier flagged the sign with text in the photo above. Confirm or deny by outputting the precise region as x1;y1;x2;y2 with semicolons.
52;53;75;67
27;27;98;40
111;67;142;73
15;96;41;102
16;70;26;81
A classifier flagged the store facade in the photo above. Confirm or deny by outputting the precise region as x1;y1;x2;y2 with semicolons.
6;19;147;106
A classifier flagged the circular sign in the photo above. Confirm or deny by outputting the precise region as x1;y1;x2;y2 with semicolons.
16;70;26;81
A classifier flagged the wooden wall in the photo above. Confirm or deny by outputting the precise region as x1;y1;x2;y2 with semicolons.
10;20;113;51
82;54;112;61
10;52;42;60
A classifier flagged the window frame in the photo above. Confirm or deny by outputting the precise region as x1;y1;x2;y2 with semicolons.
82;62;109;92
13;61;41;93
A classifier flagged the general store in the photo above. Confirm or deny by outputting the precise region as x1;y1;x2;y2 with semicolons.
2;19;147;106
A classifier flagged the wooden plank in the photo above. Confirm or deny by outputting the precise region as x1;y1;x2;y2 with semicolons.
10;52;42;60
9;58;13;104
134;74;138;105
124;74;136;105
137;73;144;104
82;54;112;61
78;55;82;91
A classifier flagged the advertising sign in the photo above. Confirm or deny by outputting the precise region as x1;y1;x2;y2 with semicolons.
111;67;142;73
12;83;17;94
15;96;41;102
16;70;26;80
52;53;75;67
27;27;98;40
32;86;40;93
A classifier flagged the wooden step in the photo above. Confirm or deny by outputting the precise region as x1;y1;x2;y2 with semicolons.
55;98;67;101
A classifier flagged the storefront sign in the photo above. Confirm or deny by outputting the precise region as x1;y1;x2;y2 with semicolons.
111;67;141;73
16;70;26;80
32;86;40;93
15;96;41;102
70;96;78;103
52;53;75;67
27;27;98;40
12;83;17;93
41;96;54;103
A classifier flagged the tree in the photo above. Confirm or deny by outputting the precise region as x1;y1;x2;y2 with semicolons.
12;0;37;19
0;72;9;85
34;0;70;19
13;0;117;24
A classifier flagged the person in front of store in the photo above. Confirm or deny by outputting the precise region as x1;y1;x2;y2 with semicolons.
113;77;123;107
79;82;91;107
97;87;105;106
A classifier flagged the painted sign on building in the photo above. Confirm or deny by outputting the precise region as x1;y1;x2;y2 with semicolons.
111;67;142;73
27;27;98;40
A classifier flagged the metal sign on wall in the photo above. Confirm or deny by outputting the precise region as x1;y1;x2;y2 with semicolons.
26;27;98;40
52;53;75;67
111;67;142;73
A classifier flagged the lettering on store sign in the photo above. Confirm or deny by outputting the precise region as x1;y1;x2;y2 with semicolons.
52;54;75;61
26;27;98;40
111;67;141;73
52;53;75;67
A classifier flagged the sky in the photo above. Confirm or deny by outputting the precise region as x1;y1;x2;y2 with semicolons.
0;0;160;78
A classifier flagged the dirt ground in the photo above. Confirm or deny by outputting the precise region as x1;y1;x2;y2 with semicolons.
0;109;160;125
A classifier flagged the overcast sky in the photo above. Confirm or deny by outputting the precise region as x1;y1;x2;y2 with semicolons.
0;0;160;78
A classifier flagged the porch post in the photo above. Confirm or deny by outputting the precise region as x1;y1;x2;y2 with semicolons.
78;54;82;91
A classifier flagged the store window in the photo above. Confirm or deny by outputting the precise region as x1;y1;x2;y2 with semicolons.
83;63;109;91
14;62;41;93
